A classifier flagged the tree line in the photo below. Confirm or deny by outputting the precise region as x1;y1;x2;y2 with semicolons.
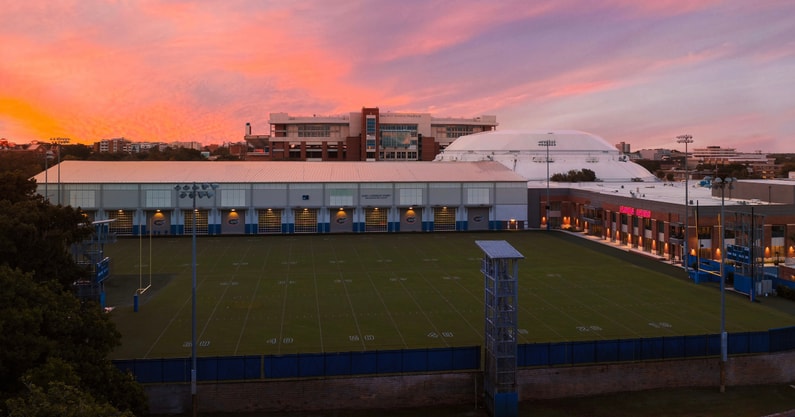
0;154;147;416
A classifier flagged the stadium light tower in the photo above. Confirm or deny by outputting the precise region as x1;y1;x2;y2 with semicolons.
538;135;556;231
712;176;735;393
175;182;218;417
44;150;54;202
676;134;693;269
50;137;70;205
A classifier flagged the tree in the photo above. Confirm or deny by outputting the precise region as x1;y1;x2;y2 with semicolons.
551;168;598;182
0;169;148;415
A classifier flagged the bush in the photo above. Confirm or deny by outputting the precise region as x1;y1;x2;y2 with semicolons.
776;285;795;301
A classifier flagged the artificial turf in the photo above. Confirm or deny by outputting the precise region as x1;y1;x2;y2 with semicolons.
104;231;795;359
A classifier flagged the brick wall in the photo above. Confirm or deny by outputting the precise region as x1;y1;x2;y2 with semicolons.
145;352;795;415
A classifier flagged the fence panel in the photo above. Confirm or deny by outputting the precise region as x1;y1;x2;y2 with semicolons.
683;334;709;357
266;354;299;379
728;332;750;355
162;358;189;383
748;331;770;354
377;350;403;374
402;349;428;373
325;352;352;376
350;351;377;375
640;337;664;360
663;336;685;359
198;357;218;382
770;326;795;352
594;340;619;363
521;343;549;367
427;348;453;371
571;341;596;364
548;342;570;366
617;339;637;362
298;353;325;377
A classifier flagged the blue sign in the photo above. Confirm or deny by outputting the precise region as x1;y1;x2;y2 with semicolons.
96;257;111;282
726;244;750;263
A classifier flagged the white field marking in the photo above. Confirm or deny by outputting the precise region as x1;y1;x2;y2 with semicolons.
442;332;454;337
427;332;439;338
281;261;297;265
377;259;392;263
329;260;345;264
334;279;353;283
232;262;248;266
518;328;529;335
277;280;297;285
648;322;672;328
219;282;239;286
423;258;438;262
364;335;375;341
349;335;359;341
442;276;460;280
183;341;211;347
389;277;407;282
576;325;603;332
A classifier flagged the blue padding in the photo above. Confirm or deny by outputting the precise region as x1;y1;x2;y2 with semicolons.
324;352;352;376
162;358;189;383
298;353;325;377
402;349;427;372
493;392;519;417
377;350;403;374
640;337;664;360
215;356;247;381
350;351;377;375
706;334;721;355
198;357;217;381
617;339;637;361
134;359;164;383
770;326;795;352
269;355;299;378
244;356;261;379
427;347;453;371
684;334;709;357
747;331;769;353
729;332;750;354
548;342;570;365
453;346;480;370
663;336;685;358
571;341;595;364
595;340;619;362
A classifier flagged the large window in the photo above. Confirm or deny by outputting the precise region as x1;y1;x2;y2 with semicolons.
433;207;456;231
258;209;282;234
183;210;209;235
445;126;474;139
297;124;330;138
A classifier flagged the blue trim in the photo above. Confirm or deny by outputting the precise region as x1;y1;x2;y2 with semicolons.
389;222;399;232
456;220;467;231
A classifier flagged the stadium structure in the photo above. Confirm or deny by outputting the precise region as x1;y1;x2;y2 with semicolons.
32;129;795;276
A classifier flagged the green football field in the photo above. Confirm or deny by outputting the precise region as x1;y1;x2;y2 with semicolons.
104;231;795;359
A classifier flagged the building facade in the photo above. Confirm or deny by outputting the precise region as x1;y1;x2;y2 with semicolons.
245;107;497;162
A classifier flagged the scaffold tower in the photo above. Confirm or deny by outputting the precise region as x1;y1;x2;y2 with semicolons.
476;240;524;417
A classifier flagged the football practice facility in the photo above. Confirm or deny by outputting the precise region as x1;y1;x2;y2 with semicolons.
105;231;795;360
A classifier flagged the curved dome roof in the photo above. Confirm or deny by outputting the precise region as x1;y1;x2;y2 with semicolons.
434;129;657;182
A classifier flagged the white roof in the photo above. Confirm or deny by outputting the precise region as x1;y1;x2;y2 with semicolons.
434;130;656;182
32;160;528;184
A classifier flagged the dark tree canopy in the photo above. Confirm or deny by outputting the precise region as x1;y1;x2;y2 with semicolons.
0;169;147;416
551;168;598;182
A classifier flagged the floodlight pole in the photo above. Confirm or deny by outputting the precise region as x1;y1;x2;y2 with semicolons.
677;134;693;269
713;176;734;393
539;136;556;231
50;137;70;205
44;150;54;202
175;182;218;417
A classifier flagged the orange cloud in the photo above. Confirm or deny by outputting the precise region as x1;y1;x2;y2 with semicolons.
0;97;65;140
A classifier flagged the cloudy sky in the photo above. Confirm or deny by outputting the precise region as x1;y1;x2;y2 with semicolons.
1;1;793;152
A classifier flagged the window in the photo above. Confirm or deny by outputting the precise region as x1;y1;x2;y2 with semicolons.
145;190;170;208
70;190;96;208
221;189;246;207
297;124;330;138
466;188;489;205
445;126;474;139
399;188;423;206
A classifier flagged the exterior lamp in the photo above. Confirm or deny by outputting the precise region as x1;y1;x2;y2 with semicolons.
712;176;735;393
175;182;218;417
676;134;693;269
538;135;557;231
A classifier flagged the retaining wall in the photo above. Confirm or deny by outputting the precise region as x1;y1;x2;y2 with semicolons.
146;351;795;415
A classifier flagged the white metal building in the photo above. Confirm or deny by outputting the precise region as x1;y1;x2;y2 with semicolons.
32;160;528;236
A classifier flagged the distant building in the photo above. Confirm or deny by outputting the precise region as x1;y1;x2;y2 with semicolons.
94;137;131;153
244;107;497;161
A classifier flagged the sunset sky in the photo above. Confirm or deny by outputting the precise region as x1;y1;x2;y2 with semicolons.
1;1;793;153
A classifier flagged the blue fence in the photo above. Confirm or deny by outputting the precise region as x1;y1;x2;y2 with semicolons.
114;346;480;384
115;327;795;384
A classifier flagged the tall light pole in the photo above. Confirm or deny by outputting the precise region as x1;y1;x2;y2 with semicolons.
175;182;218;417
712;176;735;393
44;150;54;202
50;137;70;205
677;134;693;269
538;136;556;231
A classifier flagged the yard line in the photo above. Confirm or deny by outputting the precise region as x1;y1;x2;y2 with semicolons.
309;237;325;352
339;241;367;350
234;240;269;354
144;237;221;358
196;239;239;344
367;273;408;348
276;239;294;354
